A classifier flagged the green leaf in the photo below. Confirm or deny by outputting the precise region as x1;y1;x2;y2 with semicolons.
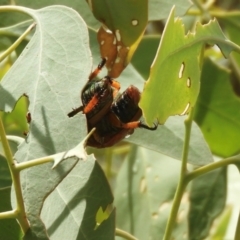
194;58;240;157
125;116;213;166
40;157;114;240
131;35;160;80
115;146;188;240
0;187;22;240
210;205;232;239
217;12;240;94
140;7;233;125
88;27;146;91
149;0;191;21
87;0;147;47
1;96;28;136
0;155;12;188
188;167;227;240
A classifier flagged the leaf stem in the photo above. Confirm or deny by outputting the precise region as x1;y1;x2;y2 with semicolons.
0;5;31;13
0;117;29;233
0;210;18;219
191;0;208;14
15;155;54;171
163;109;194;240
115;228;138;240
0;22;36;63
186;155;240;182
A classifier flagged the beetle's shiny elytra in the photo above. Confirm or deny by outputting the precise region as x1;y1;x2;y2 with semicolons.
81;76;119;126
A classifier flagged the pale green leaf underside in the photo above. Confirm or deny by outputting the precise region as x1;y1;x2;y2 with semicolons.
0;5;91;159
149;0;191;21
115;147;187;239
188;168;227;239
0;6;93;239
41;156;114;240
125;116;213;166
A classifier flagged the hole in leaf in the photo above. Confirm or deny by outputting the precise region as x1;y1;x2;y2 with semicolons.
154;176;159;182
146;166;151;173
140;177;147;193
95;204;113;230
152;212;158;219
176;209;185;223
180;103;190;116
187;77;191;87
159;202;170;212
178;62;185;79
115;29;121;41
131;19;139;26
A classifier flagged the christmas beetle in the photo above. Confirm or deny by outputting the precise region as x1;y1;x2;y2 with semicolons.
87;85;157;148
68;58;157;148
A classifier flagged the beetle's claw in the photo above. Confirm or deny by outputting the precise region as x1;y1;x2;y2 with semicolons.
139;121;158;131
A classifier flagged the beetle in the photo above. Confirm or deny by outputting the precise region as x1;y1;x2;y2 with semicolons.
87;85;157;148
68;58;157;148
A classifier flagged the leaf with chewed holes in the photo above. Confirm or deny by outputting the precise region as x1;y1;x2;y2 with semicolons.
86;0;147;78
140;7;236;125
87;0;147;47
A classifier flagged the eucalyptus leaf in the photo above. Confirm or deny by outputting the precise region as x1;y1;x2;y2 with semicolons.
115;146;188;240
0;187;22;239
0;5;93;238
0;0;99;30
87;0;147;47
140;7;233;124
131;35;160;80
125;116;213;166
194;58;240;157
41;156;115;240
0;155;11;188
188;167;227;240
149;0;191;21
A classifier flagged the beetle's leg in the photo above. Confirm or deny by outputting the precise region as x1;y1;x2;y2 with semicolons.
68;95;102;117
108;113;158;130
119;121;158;130
104;76;120;97
89;58;107;81
109;78;120;91
82;95;99;114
